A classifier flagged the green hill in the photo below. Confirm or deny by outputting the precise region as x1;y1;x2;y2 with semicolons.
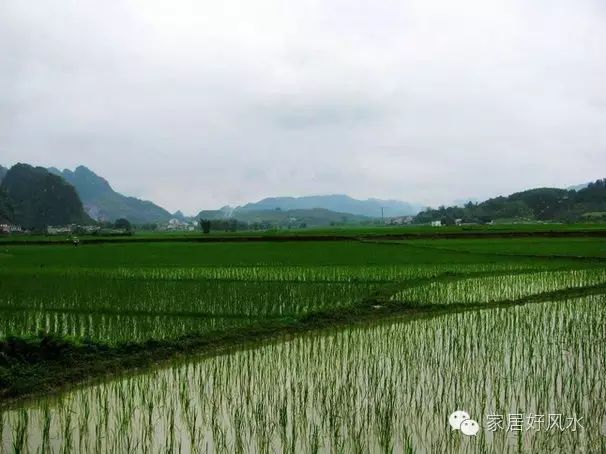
197;207;371;228
415;180;606;224
236;208;370;226
49;166;172;224
1;164;91;230
238;194;420;217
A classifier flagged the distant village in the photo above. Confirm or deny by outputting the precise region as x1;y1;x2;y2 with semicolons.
0;215;426;235
162;218;198;232
0;211;505;237
0;223;23;234
0;217;199;235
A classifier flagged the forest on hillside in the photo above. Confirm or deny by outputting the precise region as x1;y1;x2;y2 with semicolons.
414;179;606;224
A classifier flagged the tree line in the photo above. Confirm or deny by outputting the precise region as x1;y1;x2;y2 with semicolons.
414;179;606;224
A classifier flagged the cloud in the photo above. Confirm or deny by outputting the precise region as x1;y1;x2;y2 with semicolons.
1;0;605;213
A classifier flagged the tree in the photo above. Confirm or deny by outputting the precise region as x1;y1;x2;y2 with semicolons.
441;215;455;226
0;189;13;224
139;223;158;231
114;218;132;231
200;219;211;234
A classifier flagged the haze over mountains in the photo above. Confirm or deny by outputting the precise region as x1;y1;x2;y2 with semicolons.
45;166;421;223
48;166;172;225
237;195;421;218
0;162;603;228
417;181;606;224
2;164;424;226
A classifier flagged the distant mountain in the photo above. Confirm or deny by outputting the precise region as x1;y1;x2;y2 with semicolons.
415;179;606;224
246;208;371;225
567;182;590;191
170;210;195;222
196;206;234;221
49;166;172;224
198;206;371;227
1;164;90;230
238;194;420;217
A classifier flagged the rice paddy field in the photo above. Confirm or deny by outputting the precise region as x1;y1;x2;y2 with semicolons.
0;237;605;452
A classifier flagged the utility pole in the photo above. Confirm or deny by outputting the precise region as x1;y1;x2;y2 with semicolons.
381;207;384;222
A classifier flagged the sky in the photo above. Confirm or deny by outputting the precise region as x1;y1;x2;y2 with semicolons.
1;0;605;214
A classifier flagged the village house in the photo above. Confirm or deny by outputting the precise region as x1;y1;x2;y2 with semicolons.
46;224;99;235
47;225;73;235
387;216;413;225
0;223;23;234
164;218;196;231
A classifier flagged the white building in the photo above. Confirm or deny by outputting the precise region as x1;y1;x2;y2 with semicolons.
165;218;195;231
388;216;413;225
47;225;73;235
0;224;22;234
431;220;442;227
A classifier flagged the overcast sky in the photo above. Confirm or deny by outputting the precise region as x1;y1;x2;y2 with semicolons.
1;0;605;214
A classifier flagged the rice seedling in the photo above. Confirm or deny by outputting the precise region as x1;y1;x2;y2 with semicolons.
391;269;606;306
1;259;569;343
1;239;604;452
2;295;604;453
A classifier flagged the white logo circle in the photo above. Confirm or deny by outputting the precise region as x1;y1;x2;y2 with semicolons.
449;410;471;430
460;419;480;436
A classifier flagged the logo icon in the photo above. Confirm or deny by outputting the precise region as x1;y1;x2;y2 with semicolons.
449;410;480;436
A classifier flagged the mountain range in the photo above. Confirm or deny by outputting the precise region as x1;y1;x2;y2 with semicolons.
198;207;371;227
236;195;421;218
1;162;604;228
4;164;420;227
48;166;172;224
44;166;423;222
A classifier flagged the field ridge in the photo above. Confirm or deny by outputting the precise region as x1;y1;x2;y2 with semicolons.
2;276;604;407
